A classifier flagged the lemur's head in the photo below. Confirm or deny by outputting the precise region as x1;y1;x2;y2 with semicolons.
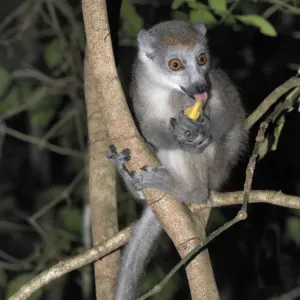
137;21;209;100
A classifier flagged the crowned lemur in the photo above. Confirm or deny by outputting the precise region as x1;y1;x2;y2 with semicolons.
107;20;247;300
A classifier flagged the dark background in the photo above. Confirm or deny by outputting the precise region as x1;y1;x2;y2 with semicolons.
0;0;300;299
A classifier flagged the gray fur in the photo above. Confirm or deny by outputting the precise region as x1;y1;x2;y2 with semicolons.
114;207;161;300
114;20;247;299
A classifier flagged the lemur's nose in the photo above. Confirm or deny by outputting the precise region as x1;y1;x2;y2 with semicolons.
194;82;207;94
181;82;207;99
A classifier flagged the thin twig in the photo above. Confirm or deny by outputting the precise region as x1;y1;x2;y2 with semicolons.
1;87;47;120
30;169;85;221
242;129;262;212
138;212;246;300
218;0;240;24
265;0;300;14
0;260;32;271
11;69;78;88
0;0;34;34
263;4;280;19
42;108;78;141
0;249;22;264
1;125;84;159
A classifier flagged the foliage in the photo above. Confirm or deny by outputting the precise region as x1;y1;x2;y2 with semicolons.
172;0;278;36
0;0;86;299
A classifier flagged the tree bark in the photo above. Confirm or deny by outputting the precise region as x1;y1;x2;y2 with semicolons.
84;49;120;299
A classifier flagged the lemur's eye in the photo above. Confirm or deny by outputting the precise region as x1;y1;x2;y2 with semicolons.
198;54;207;65
168;59;182;71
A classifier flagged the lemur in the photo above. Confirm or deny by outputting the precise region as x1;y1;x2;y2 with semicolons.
107;20;248;300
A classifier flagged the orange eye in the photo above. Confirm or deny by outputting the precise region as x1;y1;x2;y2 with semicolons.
168;59;182;71
198;54;207;65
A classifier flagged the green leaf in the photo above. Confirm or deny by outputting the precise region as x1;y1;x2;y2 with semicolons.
190;9;217;24
59;208;82;233
286;217;300;246
44;39;65;69
0;87;19;113
171;0;186;9
208;0;227;13
120;0;143;38
272;114;285;151
0;66;10;98
0;84;31;114
6;273;43;300
187;0;209;10
236;15;277;37
172;11;189;21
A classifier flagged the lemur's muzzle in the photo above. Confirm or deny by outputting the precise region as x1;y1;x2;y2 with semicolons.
181;83;208;99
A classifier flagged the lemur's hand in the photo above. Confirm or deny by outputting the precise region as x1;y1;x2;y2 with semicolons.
170;112;212;153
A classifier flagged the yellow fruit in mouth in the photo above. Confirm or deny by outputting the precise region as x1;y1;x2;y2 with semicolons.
184;99;203;120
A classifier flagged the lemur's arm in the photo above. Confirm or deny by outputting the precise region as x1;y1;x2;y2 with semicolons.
107;145;145;201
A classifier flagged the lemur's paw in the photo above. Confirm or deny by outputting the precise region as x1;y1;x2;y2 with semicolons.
106;144;131;166
131;166;168;190
170;112;212;153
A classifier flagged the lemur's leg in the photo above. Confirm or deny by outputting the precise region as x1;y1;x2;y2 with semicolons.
131;165;208;203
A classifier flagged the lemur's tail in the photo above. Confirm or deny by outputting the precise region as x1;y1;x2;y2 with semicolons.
114;206;162;300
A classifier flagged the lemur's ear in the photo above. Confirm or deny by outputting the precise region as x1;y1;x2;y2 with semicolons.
193;23;207;36
137;29;156;59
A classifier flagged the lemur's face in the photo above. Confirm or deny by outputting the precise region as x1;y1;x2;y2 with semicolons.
153;43;210;99
137;22;209;100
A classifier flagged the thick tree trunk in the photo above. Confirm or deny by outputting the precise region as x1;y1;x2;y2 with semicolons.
84;50;120;299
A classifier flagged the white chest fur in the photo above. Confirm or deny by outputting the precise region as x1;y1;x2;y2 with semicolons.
146;87;174;121
157;149;191;183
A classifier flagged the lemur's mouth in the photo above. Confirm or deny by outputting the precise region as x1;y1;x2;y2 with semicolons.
194;92;208;101
181;86;208;100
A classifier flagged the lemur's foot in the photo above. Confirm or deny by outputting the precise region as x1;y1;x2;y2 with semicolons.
170;112;212;153
131;166;171;190
106;144;131;166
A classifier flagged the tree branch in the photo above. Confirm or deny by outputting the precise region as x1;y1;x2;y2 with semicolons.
7;225;134;300
190;190;300;211
246;76;300;129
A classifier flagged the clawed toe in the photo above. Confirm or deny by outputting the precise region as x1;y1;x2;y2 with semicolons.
106;144;131;165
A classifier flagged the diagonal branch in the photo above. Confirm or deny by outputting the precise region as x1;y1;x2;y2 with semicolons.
7;225;134;300
246;76;300;129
